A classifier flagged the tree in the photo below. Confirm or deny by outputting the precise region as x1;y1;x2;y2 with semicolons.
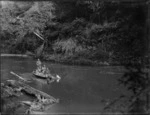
0;1;56;53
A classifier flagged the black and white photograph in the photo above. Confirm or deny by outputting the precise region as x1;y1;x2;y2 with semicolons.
0;0;150;114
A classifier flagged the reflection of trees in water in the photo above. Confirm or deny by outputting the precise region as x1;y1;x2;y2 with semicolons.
103;2;150;113
120;61;148;94
120;59;149;113
103;57;149;114
119;1;149;113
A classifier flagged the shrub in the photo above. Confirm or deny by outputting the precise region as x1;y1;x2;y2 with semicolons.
53;38;84;55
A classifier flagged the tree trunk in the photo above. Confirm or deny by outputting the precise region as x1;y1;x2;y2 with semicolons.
35;43;44;57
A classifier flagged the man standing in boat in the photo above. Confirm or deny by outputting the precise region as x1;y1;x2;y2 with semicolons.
35;59;61;83
36;59;42;72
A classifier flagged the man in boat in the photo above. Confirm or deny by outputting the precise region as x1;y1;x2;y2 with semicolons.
36;59;42;67
36;59;42;73
42;65;47;75
45;67;54;84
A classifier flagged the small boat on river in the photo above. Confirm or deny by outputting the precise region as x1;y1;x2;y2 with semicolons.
33;59;61;82
33;59;49;79
33;71;48;79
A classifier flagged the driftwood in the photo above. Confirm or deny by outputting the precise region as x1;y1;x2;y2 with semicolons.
2;65;59;114
1;83;23;98
10;71;31;82
22;96;57;113
6;80;58;102
2;79;59;114
6;79;59;113
0;54;28;57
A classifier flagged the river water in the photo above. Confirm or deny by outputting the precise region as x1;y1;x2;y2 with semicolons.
1;57;130;114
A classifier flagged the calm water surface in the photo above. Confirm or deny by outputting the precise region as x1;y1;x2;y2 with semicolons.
1;57;130;114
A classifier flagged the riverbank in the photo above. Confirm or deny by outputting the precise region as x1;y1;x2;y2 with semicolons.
1;53;138;67
43;54;111;66
0;53;112;66
1;79;59;114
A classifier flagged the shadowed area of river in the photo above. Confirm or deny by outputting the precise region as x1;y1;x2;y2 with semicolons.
1;57;130;114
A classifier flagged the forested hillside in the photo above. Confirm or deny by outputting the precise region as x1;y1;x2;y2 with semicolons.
0;0;148;65
1;1;150;114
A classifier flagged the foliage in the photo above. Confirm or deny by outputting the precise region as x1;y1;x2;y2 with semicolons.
45;17;118;55
53;38;84;55
0;1;147;63
0;1;55;53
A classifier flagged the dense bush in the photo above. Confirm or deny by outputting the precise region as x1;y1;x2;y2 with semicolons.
0;1;55;53
53;39;79;55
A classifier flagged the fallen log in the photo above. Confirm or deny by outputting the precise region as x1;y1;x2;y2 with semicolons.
10;71;31;82
0;54;28;57
22;98;55;113
21;101;44;111
1;83;23;98
6;80;58;102
2;79;58;114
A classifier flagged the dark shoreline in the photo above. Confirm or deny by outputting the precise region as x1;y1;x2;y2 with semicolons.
0;53;120;67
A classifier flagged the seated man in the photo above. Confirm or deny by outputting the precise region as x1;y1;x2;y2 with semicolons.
41;65;47;74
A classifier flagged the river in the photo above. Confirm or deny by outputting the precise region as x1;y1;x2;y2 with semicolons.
1;57;130;114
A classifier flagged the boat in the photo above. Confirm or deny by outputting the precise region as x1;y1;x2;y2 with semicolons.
32;71;48;79
33;59;61;82
33;59;50;79
33;71;61;82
